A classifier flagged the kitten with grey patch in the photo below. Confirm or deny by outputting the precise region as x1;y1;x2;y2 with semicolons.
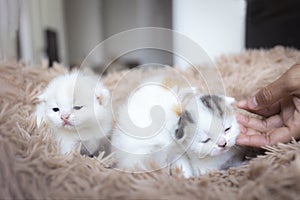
170;94;243;177
36;72;113;156
111;76;243;176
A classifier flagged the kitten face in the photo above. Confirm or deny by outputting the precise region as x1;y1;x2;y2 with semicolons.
42;96;90;130
36;72;110;132
174;94;239;158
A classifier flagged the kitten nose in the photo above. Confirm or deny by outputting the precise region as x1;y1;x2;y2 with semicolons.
61;114;70;120
218;142;227;148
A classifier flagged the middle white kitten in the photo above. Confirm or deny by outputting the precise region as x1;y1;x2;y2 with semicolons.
111;81;182;170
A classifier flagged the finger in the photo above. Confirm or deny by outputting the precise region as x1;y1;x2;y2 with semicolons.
281;97;295;121
236;113;283;132
245;64;300;111
246;74;290;111
267;127;294;145
264;97;300;145
293;96;300;112
237;126;295;147
243;127;263;136
237;100;281;117
236;133;269;147
239;124;247;134
236;100;248;109
238;123;260;135
283;96;300;139
238;124;262;136
250;64;300;110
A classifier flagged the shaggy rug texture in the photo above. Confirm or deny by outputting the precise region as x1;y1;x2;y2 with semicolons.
1;46;300;199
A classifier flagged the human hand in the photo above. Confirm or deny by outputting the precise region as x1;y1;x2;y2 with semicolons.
235;64;300;147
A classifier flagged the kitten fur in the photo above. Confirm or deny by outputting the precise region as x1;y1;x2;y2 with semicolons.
170;94;242;177
111;80;182;170
111;76;243;177
36;72;113;156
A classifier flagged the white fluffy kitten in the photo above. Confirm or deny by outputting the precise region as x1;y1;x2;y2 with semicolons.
111;82;181;170
171;94;242;177
36;72;113;156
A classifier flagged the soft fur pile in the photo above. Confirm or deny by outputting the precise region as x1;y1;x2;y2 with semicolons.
1;46;300;199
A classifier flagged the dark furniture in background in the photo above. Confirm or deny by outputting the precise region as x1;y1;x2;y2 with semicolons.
246;0;300;49
45;29;60;67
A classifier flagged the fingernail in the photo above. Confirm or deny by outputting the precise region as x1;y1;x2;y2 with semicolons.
236;100;247;108
294;96;300;104
248;97;258;109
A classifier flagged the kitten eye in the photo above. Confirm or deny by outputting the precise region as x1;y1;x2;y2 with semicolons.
52;107;59;112
225;127;231;132
201;138;210;143
73;106;83;110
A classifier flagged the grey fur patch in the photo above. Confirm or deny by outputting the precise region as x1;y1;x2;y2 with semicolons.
175;110;194;140
175;127;184;139
200;95;225;117
181;110;194;124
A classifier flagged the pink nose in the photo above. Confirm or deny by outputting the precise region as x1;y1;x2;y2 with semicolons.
61;114;70;120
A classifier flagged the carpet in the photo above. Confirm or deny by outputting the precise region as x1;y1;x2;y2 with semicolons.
1;46;300;199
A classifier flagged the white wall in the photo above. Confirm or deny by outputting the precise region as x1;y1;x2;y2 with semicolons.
19;0;33;62
28;0;44;62
173;0;246;67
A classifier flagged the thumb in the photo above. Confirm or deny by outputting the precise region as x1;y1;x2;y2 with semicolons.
247;76;288;110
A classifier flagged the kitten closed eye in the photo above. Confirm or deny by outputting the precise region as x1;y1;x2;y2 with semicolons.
73;106;83;110
201;138;211;143
53;107;59;112
225;127;231;132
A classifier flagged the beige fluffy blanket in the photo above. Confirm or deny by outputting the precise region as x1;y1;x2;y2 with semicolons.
1;46;300;199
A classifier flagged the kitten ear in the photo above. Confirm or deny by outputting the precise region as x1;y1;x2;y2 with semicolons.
36;93;47;128
95;86;110;106
178;87;197;101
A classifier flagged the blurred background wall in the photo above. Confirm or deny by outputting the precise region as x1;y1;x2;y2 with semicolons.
5;0;296;70
173;0;246;68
